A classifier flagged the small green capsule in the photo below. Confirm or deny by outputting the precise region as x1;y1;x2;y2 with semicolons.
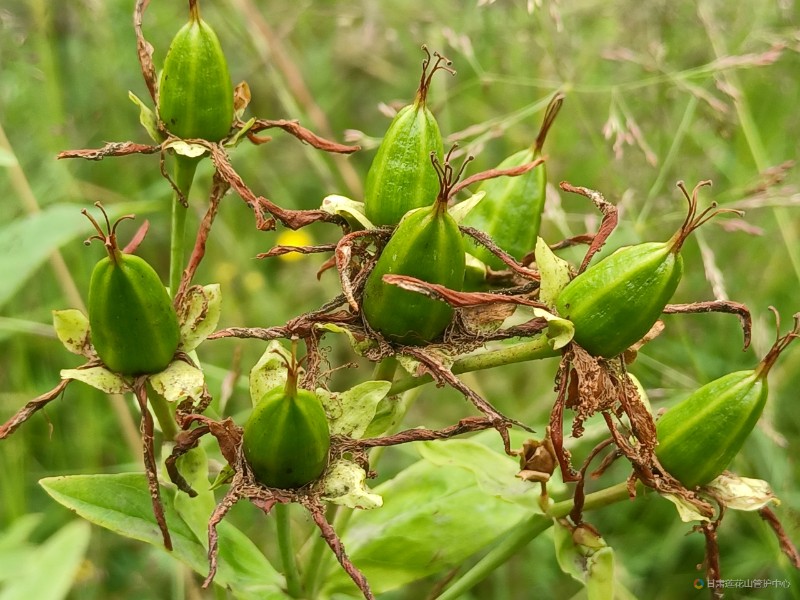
363;47;453;227
361;155;466;345
157;1;233;142
655;314;799;488
463;94;563;269
243;364;330;489
556;181;735;358
84;206;180;376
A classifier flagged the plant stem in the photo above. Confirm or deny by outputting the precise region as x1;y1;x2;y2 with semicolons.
436;481;639;600
372;356;398;382
275;503;304;598
388;336;559;396
169;155;199;298
147;383;179;442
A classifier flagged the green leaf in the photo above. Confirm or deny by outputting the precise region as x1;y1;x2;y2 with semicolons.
128;91;165;143
448;191;486;223
164;140;207;158
39;473;287;600
320;459;383;510
171;448;217;547
149;360;205;404
587;547;615;600
249;341;291;407
0;202;158;311
52;309;91;356
320;380;391;439
535;236;572;309
323;440;538;595
416;439;538;507
320;195;374;231
554;521;616;600
0;520;90;600
179;284;222;352
60;366;128;394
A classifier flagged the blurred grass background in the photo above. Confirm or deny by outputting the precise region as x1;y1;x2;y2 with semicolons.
1;0;799;598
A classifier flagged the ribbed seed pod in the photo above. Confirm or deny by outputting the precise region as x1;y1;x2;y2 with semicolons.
84;206;180;376
555;181;737;358
157;0;233;142
463;94;563;269
655;314;799;488
362;156;465;345
243;367;330;489
363;47;453;226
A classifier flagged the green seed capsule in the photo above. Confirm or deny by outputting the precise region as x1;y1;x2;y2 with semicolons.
157;1;233;142
243;370;330;489
556;181;732;358
655;315;799;488
363;48;452;227
362;157;466;345
463;94;563;270
84;206;180;376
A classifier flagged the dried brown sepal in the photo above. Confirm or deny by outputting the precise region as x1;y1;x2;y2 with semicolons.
244;118;360;154
558;182;618;273
132;378;172;551
696;519;723;600
381;274;547;310
57;142;161;161
300;496;376;600
549;346;659;485
340;416;499;454
450;157;545;197
0;378;72;439
121;220;151;255
133;0;157;104
460;225;541;280
257;243;337;260
758;506;800;569
517;431;558;484
174;172;229;306
569;437;615;525
401;345;529;452
663;300;752;350
335;229;391;311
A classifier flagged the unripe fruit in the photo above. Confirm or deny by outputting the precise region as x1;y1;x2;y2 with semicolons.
157;1;233;142
84;205;180;375
243;364;330;489
556;181;737;358
463;94;563;269
361;155;466;345
363;47;453;227
655;314;799;488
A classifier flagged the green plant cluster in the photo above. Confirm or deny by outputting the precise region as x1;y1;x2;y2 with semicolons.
1;1;799;599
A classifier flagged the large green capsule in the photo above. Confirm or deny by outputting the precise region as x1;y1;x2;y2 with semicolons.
556;181;729;358
157;1;233;142
463;94;563;269
363;48;452;226
655;316;798;488
85;208;180;376
362;194;465;345
243;384;331;489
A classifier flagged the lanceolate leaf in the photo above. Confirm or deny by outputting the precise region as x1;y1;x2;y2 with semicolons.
0;520;90;600
39;473;287;600
322;439;539;596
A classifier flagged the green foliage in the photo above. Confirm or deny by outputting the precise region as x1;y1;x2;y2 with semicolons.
1;1;799;599
40;473;287;599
